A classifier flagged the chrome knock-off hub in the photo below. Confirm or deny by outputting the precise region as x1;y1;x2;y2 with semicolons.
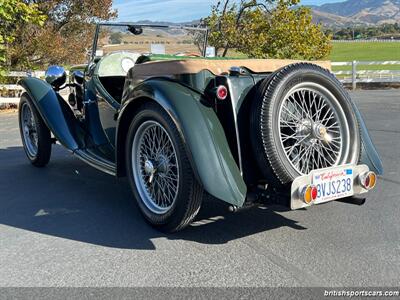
144;160;155;175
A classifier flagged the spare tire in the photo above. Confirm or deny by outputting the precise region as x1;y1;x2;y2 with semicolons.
250;63;361;186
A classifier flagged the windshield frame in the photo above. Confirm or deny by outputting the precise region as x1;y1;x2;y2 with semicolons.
91;22;209;61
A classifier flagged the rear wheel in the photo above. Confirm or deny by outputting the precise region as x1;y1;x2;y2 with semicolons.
250;63;361;186
18;93;52;167
126;102;203;232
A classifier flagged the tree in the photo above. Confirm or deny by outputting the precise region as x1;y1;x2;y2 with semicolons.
259;3;332;60
8;0;117;70
203;0;332;60
0;0;45;75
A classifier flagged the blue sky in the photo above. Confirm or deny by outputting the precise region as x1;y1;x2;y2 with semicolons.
113;0;342;23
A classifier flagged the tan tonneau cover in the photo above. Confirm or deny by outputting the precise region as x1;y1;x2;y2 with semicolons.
130;59;331;77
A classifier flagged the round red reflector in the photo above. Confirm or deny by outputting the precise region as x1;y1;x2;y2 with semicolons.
216;85;228;100
311;186;318;200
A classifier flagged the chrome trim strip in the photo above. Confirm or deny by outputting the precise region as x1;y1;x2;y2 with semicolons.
226;80;243;174
74;149;116;176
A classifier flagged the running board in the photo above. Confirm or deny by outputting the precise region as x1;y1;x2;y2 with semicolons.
74;149;116;176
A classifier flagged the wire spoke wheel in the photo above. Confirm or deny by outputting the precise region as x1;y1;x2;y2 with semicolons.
21;102;39;158
18;94;52;167
131;120;179;215
251;64;360;186
278;82;350;175
126;103;203;232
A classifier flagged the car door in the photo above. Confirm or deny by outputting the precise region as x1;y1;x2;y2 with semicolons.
81;60;117;162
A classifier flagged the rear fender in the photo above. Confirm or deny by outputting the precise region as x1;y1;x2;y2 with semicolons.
117;79;247;207
19;78;82;151
350;102;384;175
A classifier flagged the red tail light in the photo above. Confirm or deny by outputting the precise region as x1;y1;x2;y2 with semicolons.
216;85;228;100
311;186;318;200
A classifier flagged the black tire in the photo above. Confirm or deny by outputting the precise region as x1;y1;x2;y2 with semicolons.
250;63;361;187
18;93;52;167
125;102;203;232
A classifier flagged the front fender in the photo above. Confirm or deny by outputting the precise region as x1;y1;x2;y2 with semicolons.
118;79;247;207
19;78;80;151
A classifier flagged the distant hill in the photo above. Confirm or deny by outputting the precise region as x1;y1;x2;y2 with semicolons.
311;10;362;26
130;1;400;28
310;0;400;26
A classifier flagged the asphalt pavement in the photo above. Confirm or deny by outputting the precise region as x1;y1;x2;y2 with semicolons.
0;89;399;287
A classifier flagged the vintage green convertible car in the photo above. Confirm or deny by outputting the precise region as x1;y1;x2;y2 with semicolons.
18;23;383;232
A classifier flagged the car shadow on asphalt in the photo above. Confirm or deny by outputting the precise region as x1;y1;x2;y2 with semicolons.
0;146;306;250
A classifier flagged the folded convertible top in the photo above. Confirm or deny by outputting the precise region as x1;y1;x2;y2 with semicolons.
129;58;331;78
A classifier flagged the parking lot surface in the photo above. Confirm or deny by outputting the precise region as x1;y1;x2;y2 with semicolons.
0;90;399;287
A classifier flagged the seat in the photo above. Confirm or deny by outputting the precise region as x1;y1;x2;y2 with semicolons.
95;51;141;102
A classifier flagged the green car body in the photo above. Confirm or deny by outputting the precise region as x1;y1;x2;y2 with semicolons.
18;22;383;216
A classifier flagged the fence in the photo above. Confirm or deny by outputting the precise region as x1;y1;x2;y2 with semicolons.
332;39;400;43
332;61;400;90
0;71;46;103
1;61;400;102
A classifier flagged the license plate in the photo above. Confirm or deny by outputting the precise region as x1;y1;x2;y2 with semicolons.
312;166;354;204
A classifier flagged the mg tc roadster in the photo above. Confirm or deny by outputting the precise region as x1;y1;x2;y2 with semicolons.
18;23;383;232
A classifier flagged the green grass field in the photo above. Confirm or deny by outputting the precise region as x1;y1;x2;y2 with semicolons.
228;41;399;68
329;42;400;72
330;42;400;62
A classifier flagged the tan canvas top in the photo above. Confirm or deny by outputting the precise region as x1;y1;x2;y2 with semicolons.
130;59;331;78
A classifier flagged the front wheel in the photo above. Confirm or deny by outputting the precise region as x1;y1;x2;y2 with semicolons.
18;93;52;167
126;102;203;232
